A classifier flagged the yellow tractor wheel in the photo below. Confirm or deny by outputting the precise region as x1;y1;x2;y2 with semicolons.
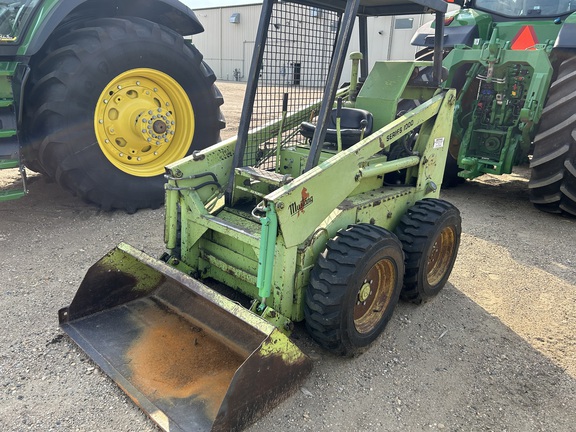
24;17;224;212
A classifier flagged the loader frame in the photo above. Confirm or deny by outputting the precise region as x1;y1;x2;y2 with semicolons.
163;0;455;328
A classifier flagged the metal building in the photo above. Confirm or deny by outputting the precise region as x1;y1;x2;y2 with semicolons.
183;1;435;82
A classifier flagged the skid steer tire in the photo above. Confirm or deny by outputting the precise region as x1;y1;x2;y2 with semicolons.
394;199;461;304
24;17;224;213
529;57;576;216
304;224;404;356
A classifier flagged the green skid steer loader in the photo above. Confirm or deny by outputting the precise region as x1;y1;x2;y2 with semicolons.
0;0;224;212
59;0;462;431
412;0;576;216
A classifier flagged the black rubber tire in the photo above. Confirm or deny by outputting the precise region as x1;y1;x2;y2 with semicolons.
304;224;404;356
23;17;225;212
394;199;461;304
20;145;45;175
529;56;576;216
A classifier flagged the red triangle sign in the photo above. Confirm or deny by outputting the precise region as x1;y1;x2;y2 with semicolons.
511;25;538;50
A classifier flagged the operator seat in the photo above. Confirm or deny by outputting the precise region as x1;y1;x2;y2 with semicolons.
300;107;373;148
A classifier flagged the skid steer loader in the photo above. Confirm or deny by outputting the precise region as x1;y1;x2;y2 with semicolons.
59;1;461;431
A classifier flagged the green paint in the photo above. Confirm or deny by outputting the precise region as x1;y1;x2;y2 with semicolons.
259;330;308;364
433;5;568;180
257;203;278;301
103;244;165;293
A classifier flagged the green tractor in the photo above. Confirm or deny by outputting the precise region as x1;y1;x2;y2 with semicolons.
0;0;224;212
59;0;461;431
412;0;576;216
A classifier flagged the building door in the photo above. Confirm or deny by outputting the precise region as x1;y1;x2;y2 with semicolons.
389;15;421;60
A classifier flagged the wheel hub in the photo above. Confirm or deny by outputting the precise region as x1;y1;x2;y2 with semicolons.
358;282;372;303
134;108;174;147
94;68;194;177
153;119;167;134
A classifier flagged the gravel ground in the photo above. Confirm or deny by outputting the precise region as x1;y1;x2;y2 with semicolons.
0;81;575;431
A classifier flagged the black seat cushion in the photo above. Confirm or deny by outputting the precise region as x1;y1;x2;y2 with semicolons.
300;108;373;148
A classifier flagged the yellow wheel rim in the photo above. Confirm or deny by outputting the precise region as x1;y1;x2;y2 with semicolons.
427;226;457;286
354;258;396;335
94;68;194;177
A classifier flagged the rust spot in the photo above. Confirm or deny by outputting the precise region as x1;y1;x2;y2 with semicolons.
125;305;245;421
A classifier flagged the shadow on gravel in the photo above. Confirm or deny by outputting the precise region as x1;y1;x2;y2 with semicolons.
440;168;576;288
249;283;576;432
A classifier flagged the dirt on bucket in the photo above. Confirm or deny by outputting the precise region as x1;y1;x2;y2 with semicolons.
125;302;246;420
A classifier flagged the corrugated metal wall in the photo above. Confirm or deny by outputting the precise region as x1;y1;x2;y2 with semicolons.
191;5;432;82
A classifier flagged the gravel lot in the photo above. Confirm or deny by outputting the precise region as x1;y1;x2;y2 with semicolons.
1;81;575;431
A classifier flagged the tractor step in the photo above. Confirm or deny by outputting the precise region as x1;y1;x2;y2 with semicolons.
235;166;293;187
234;167;294;200
201;210;261;247
0;158;27;202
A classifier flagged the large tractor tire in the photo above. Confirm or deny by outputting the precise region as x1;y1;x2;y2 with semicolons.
23;17;224;212
304;224;404;356
394;199;461;304
529;57;576;216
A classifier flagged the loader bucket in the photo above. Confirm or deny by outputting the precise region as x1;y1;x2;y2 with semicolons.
59;243;312;432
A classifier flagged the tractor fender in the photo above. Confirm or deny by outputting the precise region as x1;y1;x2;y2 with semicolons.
26;0;205;56
411;8;494;49
411;21;479;49
554;22;576;49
